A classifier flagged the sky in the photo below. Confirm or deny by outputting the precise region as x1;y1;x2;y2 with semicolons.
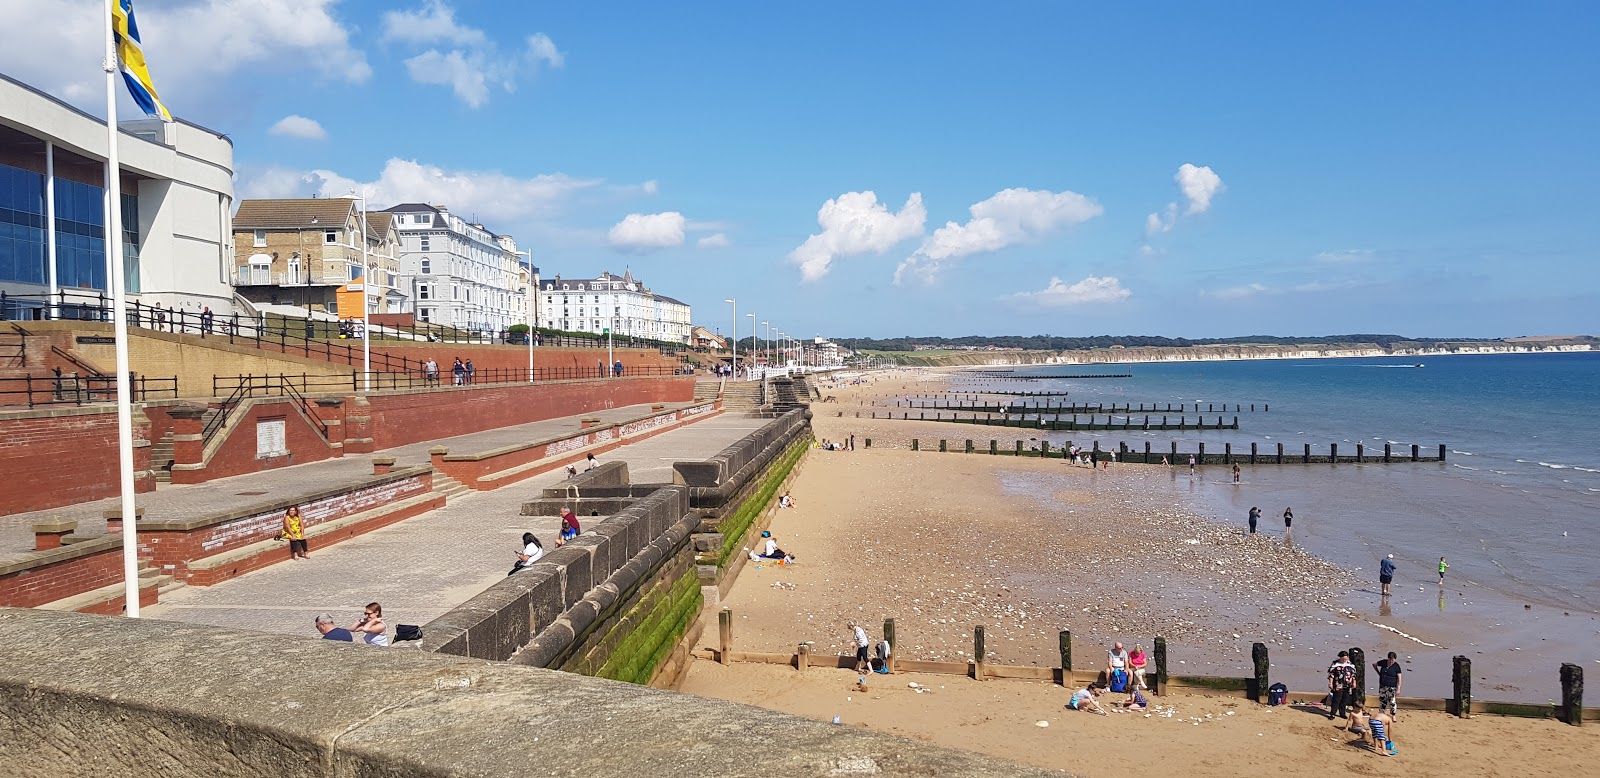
1;1;1596;340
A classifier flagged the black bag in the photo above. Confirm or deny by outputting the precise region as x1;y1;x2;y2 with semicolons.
394;624;423;642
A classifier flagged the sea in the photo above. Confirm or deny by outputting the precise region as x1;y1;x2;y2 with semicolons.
964;351;1600;701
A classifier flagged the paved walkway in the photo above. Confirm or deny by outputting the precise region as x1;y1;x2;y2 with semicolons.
140;414;768;639
0;402;695;563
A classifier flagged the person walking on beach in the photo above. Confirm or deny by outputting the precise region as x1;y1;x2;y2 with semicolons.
849;622;872;673
1327;650;1357;720
1248;506;1260;537
1232;463;1241;483
1188;454;1196;476
1373;651;1403;717
1438;556;1448;586
1380;554;1396;597
1282;507;1294;544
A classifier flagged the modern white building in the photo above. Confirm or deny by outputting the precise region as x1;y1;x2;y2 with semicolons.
0;73;235;320
539;270;692;345
381;202;522;333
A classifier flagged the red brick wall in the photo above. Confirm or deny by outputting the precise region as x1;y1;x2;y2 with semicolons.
0;546;123;608
363;376;694;450
171;399;336;484
0;410;154;515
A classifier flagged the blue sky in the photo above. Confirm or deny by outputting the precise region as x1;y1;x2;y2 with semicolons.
3;1;1596;339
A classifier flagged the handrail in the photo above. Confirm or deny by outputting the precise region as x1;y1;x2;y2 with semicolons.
277;379;328;440
50;345;106;377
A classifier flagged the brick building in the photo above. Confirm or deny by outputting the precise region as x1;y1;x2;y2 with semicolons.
231;198;406;316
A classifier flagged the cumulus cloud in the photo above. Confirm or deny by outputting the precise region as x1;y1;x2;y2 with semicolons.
607;212;687;252
382;1;562;108
789;192;926;283
1014;276;1131;306
0;0;370;112
238;158;605;225
895;188;1103;286
268;115;328;141
1144;163;1224;239
697;233;731;249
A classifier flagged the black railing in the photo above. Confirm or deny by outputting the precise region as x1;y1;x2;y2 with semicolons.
200;374;329;446
212;365;690;399
0;372;178;408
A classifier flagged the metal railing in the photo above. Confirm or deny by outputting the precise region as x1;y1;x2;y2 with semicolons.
0;372;178;408
200;374;329;447
212;365;690;398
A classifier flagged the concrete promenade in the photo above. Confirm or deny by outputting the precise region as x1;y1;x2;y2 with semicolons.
139;413;767;638
0;402;700;562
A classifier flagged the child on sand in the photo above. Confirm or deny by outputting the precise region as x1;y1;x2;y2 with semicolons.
1439;556;1448;585
1068;683;1110;715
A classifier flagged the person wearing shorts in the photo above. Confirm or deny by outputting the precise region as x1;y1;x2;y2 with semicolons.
1374;651;1403;716
849;623;871;673
1380;554;1396;596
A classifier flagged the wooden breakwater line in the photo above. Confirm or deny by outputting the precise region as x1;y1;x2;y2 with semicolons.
837;433;1447;464
706;610;1591;724
953;372;1132;380
924;390;1073;397
863;410;1240;432
884;401;1269;414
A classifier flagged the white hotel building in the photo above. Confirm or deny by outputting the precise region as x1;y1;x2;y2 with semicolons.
382;203;522;333
539;271;691;345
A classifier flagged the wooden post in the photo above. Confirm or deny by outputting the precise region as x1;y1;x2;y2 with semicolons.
1304;443;1311;463
1331;442;1338;461
974;625;987;680
797;643;809;672
912;439;919;451
884;618;897;674
1016;440;1024;455
1277;442;1284;464
1153;636;1169;695
1349;647;1367;706
1252;642;1269;703
1384;443;1392;463
965;439;974;453
1198;442;1205;464
1453;655;1472;717
865;438;872;448
1250;442;1258;464
1060;630;1073;678
939;439;947;452
1041;441;1050;456
1171;441;1178;461
1144;441;1152;462
1411;443;1419;462
1356;443;1364;463
718;608;733;665
1561;663;1584;726
1224;442;1232;464
1440;444;1447;462
989;439;997;455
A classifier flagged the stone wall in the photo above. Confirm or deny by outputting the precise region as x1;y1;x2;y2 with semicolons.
0;404;154;515
0;609;1061;778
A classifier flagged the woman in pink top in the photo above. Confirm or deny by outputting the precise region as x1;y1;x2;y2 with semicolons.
1128;644;1150;690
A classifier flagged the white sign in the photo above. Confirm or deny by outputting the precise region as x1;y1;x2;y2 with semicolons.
256;418;288;459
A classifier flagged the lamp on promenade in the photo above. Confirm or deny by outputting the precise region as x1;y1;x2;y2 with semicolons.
723;298;737;375
515;250;534;382
762;321;772;368
746;312;756;367
348;190;371;393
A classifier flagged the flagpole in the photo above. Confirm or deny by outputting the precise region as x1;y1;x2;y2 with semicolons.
105;0;142;617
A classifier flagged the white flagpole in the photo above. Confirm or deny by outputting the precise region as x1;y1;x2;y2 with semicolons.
104;0;142;617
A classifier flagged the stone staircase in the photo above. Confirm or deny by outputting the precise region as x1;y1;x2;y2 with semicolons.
152;407;221;483
433;473;470;500
769;377;809;413
718;380;765;412
693;378;722;402
143;560;182;597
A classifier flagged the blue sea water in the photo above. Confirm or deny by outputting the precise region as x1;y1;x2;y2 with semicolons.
965;352;1600;698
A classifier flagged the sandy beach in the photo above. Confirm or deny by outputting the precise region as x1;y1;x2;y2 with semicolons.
676;369;1600;775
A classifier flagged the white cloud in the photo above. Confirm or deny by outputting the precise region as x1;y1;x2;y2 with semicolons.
238;158;605;225
1315;249;1375;264
1176;163;1224;215
1204;283;1272;300
268;115;328;141
1014;276;1131;306
381;0;486;45
896;188;1103;286
789;192;926;283
1144;163;1224;239
0;0;370;113
381;1;562;108
608;212;687;252
697;233;731;249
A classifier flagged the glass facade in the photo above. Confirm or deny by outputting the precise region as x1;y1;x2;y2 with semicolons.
0;162;140;296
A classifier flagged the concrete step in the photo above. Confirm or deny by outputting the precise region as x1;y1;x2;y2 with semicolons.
156;578;185;596
432;475;470;499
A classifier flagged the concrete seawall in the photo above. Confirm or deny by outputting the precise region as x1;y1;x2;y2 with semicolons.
0;609;1060;777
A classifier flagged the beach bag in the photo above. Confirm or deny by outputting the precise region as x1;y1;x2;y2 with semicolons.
1268;683;1288;706
394;624;423;642
1109;669;1129;693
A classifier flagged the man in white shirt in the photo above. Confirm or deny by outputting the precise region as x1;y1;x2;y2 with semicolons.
849;623;871;673
1107;641;1130;682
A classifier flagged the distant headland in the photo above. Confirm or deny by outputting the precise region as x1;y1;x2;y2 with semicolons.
838;334;1597;366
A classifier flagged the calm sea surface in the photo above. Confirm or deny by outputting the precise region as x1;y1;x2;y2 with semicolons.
963;352;1600;698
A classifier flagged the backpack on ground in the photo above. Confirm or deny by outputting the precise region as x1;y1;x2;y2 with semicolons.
1268;682;1288;706
1109;668;1129;693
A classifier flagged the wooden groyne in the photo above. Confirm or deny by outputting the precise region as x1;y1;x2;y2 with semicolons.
885;400;1268;414
955;372;1131;380
932;390;1072;397
863;410;1240;432
867;436;1447;464
706;611;1590;724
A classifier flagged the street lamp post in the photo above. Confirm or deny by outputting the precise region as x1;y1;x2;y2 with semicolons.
349;191;371;393
746;312;756;368
723;298;737;376
515;250;534;382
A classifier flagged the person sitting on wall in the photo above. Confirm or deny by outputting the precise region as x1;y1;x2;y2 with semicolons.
509;532;544;576
315;614;353;642
558;508;581;545
586;453;598;471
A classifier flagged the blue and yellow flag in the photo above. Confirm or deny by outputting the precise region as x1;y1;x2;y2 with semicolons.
111;0;171;121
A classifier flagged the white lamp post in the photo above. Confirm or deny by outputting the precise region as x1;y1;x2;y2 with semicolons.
349;191;371;393
746;312;756;367
515;250;534;382
723;298;736;375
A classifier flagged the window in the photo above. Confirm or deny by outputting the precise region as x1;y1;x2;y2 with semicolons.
420;258;430;274
349;264;363;281
419;308;431;322
252;229;266;247
416;213;432;225
324;230;337;244
418;284;430;300
420;236;430;251
453;285;459;300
